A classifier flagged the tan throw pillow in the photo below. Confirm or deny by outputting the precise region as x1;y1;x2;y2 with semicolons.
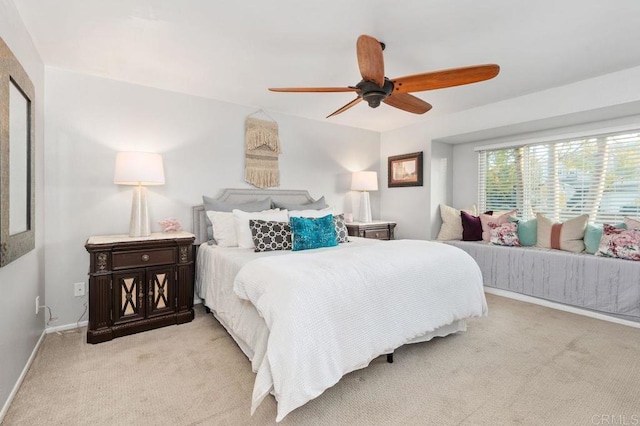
437;204;477;241
536;213;588;253
480;209;517;242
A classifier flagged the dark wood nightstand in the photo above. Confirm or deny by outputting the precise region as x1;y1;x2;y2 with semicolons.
85;232;195;344
346;221;396;240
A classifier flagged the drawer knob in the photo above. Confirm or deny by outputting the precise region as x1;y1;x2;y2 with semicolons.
141;254;150;262
375;232;380;237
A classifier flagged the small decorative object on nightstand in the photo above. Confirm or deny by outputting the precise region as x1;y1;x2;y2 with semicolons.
346;221;396;240
85;231;195;344
158;218;182;232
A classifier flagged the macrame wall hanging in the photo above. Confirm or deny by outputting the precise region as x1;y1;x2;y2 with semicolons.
245;111;281;188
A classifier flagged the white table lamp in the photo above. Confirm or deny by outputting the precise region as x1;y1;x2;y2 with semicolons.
351;171;378;223
114;151;165;237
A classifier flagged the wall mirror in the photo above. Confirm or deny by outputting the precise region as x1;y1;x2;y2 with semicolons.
1;37;35;267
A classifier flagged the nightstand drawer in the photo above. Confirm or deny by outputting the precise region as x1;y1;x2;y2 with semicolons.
112;248;176;269
346;221;396;240
363;228;390;240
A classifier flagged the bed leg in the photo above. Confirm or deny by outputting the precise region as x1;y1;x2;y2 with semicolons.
387;353;394;363
205;306;211;314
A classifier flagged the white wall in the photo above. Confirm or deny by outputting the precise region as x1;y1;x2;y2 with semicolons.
379;125;432;239
429;141;453;239
380;65;640;240
0;0;45;415
378;135;452;240
44;67;380;326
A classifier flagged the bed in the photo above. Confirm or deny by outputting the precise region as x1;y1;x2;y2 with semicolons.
193;189;487;421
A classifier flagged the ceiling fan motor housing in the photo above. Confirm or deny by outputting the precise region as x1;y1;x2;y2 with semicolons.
357;79;394;108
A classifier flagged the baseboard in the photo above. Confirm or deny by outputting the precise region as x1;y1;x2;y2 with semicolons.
45;320;88;334
484;286;640;329
0;329;46;423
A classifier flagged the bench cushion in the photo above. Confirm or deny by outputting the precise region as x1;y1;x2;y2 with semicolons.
445;240;640;322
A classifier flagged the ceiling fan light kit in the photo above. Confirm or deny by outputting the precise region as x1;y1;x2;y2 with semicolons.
269;34;500;118
357;79;394;108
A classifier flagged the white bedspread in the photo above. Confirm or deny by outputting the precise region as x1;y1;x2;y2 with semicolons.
195;238;381;372
233;240;487;421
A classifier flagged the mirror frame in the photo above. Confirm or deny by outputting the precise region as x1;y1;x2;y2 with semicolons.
0;37;35;267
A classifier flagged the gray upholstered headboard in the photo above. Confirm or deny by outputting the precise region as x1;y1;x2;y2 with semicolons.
192;188;317;244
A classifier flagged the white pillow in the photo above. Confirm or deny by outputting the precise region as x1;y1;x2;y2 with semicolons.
205;211;238;247
233;209;289;249
436;204;477;241
288;207;334;218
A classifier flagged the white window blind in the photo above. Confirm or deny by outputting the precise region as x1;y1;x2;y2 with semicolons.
478;130;640;223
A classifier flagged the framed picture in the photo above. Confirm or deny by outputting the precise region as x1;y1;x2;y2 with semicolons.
388;151;423;188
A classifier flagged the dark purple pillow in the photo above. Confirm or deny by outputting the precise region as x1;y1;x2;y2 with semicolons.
461;211;493;241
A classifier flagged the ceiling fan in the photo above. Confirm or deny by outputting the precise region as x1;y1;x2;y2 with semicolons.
269;35;500;118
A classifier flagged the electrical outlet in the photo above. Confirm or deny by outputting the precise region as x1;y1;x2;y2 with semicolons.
35;295;40;315
74;282;85;297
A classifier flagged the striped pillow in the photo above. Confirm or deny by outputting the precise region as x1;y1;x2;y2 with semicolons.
536;213;588;253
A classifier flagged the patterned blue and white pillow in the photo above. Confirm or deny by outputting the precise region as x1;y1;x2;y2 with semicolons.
333;213;350;243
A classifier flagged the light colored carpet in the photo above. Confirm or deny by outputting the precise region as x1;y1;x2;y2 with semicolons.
3;293;640;425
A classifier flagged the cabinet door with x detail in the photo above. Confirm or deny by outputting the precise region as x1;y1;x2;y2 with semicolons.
146;266;175;318
113;270;146;324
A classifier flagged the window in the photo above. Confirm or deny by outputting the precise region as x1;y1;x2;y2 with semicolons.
478;130;640;224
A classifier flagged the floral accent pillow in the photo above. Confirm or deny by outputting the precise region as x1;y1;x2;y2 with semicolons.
480;209;517;242
489;222;521;246
595;224;640;261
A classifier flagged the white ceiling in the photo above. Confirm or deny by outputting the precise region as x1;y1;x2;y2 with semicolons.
12;0;640;132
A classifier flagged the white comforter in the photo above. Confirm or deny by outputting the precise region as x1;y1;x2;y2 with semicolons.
233;240;487;421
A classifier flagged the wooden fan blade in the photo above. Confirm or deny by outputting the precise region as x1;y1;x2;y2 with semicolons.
327;98;362;118
392;64;500;93
357;35;385;87
269;87;357;93
383;93;432;114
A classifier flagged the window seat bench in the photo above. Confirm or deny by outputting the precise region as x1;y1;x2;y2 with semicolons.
444;240;640;323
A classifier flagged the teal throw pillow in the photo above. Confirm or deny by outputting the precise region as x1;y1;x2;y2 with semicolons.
584;222;627;254
290;214;338;251
509;217;537;246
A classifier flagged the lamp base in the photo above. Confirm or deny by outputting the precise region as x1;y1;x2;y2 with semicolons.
357;191;372;223
129;185;150;237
